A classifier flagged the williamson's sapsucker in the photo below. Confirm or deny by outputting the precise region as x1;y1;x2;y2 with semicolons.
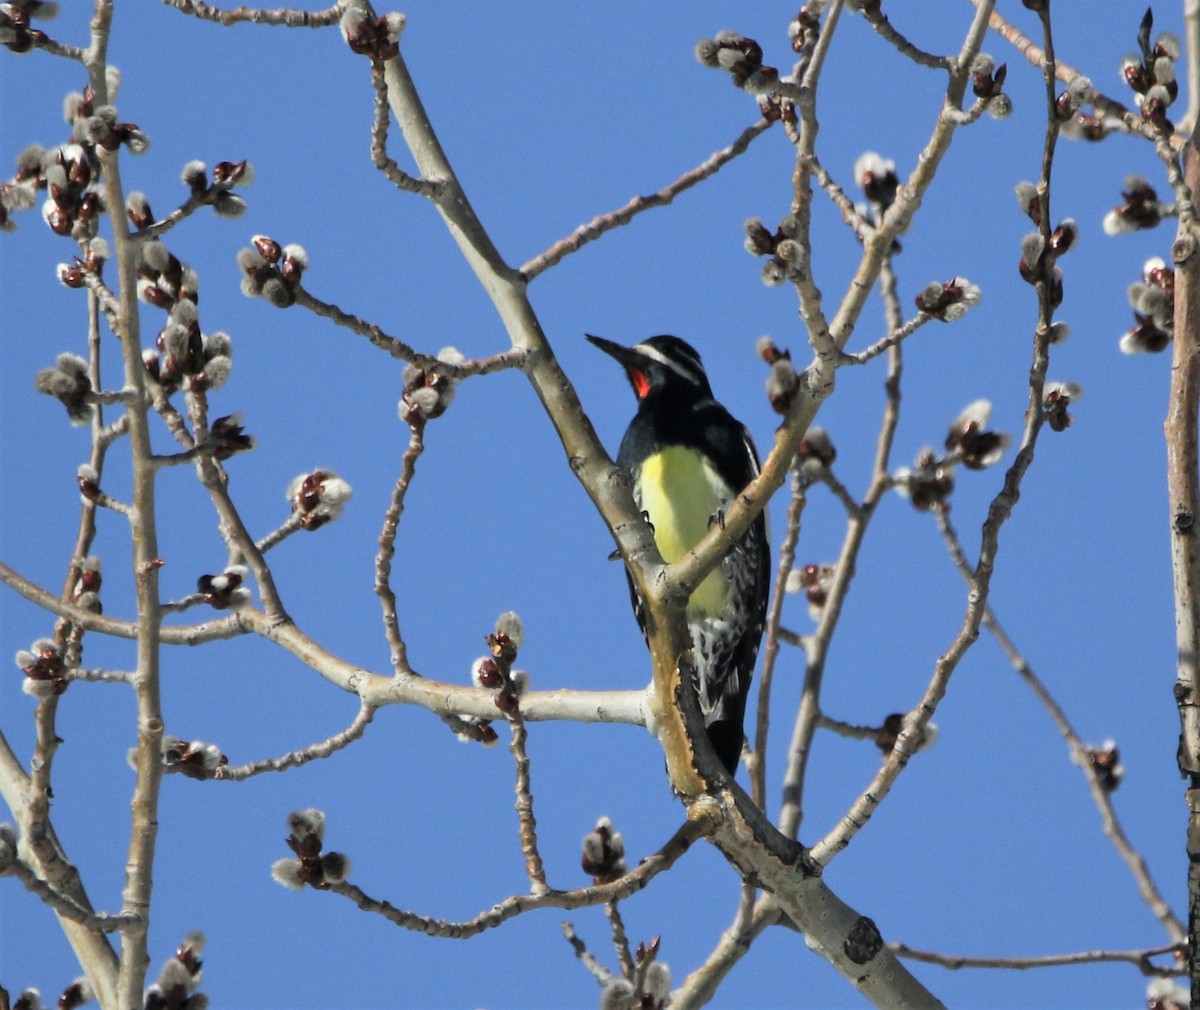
589;334;769;773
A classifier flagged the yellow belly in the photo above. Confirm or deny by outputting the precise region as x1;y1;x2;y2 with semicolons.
637;446;731;618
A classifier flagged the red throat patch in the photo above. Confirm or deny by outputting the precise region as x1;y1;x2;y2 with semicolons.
629;368;650;399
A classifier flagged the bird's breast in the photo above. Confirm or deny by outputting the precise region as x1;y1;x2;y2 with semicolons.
635;445;732;618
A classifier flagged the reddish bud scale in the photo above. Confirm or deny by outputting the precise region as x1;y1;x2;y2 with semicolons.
253;235;282;263
475;659;503;688
876;713;905;753
344;15;400;59
212;160;247;186
47;205;72;235
280;257;304;287
59;982;88;1010
59;263;87;288
128;204;153;230
797;439;835;468
1045;397;1072;432
494;688;519;716
1049;225;1076;254
77;192;101;222
1147;265;1175;294
791;8;821;51
487;631;517;664
67;156;92;190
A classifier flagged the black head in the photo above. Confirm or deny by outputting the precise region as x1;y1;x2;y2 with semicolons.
586;334;713;403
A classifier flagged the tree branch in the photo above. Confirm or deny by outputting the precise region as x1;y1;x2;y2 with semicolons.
214;700;376;781
162;1;343;28
1168;119;1200;1004
327;815;713;938
892;940;1184;977
5;857;142;934
936;508;1185;944
374;422;424;674
519;119;775;281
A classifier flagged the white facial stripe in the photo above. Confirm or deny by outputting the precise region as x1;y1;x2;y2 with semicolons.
633;342;704;383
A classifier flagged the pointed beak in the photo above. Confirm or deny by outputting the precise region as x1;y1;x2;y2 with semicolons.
586;334;651;400
585;333;636;366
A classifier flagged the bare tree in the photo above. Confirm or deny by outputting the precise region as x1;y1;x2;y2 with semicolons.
1;1;1197;1008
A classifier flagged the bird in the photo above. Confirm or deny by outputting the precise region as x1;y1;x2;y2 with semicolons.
587;334;769;773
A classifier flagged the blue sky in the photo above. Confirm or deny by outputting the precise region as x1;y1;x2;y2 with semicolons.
0;3;1191;1008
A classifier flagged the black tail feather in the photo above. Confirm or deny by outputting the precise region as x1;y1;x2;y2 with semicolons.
705;719;744;774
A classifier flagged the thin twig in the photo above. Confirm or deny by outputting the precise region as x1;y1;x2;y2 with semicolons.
327;817;713;939
671;896;782;1010
812;469;860;516
375;422;424;675
8;857;141;933
839;313;932;365
561;921;617;986
190;449;291;624
508;708;548;894
857;5;951;70
0;560;248;645
751;465;808;810
150;448;205;468
67;668;134;684
810;0;1061;868
777;254;904;842
145;381;197;452
81;274;122;333
162;1;343;27
789;1;843;364
941;95;994;126
16;236;119;1001
98;414;131;447
891;940;1183;977
936;507;1186;944
132;183;249;240
369;61;444;197
24;29;82;59
255;513;304;554
292;284;527;375
807;149;872;240
775;625;805;648
980;3;1182;149
870;257;906;499
160;593;208;614
606;900;634;980
214;700;375;780
520;119;775;281
86;489;133;517
817;715;884;743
